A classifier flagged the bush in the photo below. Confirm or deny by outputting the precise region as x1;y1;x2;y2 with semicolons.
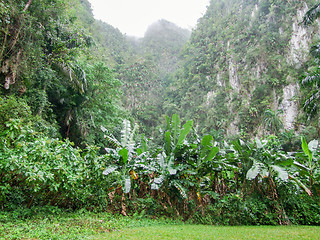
0;95;60;137
0;96;31;133
0;118;110;210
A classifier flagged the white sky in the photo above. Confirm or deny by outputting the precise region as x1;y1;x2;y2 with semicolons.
88;0;210;38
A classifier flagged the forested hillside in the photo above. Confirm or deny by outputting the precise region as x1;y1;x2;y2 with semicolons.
122;19;190;134
0;0;129;147
164;0;320;140
1;0;320;228
4;0;318;141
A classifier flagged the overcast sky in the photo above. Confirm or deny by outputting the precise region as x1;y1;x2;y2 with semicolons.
88;0;210;38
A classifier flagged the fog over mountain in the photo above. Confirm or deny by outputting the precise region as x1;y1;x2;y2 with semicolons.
88;0;210;37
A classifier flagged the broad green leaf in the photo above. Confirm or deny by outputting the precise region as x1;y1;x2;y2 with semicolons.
104;148;117;154
200;135;214;158
168;168;177;175
137;148;142;155
276;158;293;166
102;166;118;176
119;148;128;164
246;160;263;180
255;137;263;149
154;175;165;185
157;153;165;170
151;175;165;190
201;135;214;147
204;147;219;162
104;133;120;149
308;139;319;153
140;136;148;153
293;161;310;171
172;181;187;199
171;114;181;144
129;123;139;147
271;165;288;181
301;136;312;161
121;119;133;147
165;115;171;130
232;139;242;152
164;131;171;155
123;177;131;193
289;175;312;196
177;120;193;146
168;156;177;175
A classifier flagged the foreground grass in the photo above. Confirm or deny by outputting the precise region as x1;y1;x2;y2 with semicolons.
97;225;320;240
0;208;179;239
1;208;319;239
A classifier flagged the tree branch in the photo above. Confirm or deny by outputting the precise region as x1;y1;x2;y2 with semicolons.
23;0;33;12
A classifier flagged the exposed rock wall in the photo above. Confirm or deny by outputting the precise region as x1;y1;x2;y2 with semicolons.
172;0;319;137
289;3;311;66
279;83;300;130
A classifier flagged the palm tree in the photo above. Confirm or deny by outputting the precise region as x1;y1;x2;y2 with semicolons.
301;3;320;119
301;70;320;118
263;109;284;135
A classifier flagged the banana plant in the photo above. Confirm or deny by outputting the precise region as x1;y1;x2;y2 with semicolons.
226;137;292;198
151;152;188;198
101;119;144;194
235;137;295;201
150;114;194;199
189;134;222;201
245;137;290;182
164;114;194;157
293;137;320;195
225;138;254;183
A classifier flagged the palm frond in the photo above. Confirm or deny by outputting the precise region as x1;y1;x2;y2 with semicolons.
101;126;120;149
54;62;87;94
302;72;320;86
302;3;320;26
69;62;87;94
289;175;313;196
120;119;138;150
151;175;166;190
102;166;118;176
310;43;320;58
303;91;320;117
121;119;131;147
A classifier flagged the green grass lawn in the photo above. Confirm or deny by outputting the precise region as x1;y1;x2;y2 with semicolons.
1;209;319;240
94;225;320;240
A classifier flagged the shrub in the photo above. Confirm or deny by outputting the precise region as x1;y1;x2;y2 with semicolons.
0;118;110;210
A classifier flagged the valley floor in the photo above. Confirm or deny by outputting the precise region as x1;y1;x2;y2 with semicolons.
94;225;320;240
1;210;319;240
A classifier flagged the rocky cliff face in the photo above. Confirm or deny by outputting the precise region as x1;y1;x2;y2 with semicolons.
166;0;319;137
280;83;300;130
289;3;312;66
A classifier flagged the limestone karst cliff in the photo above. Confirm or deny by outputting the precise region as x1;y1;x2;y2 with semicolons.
163;0;319;137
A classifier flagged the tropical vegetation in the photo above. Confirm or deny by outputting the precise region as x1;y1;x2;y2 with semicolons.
1;1;320;237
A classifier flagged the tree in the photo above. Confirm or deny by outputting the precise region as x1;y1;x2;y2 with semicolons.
301;3;320;122
263;109;283;135
0;0;126;146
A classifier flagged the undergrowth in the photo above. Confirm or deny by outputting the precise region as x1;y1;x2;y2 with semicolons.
0;206;182;240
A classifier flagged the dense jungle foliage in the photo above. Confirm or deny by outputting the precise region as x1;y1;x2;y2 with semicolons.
1;0;320;226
